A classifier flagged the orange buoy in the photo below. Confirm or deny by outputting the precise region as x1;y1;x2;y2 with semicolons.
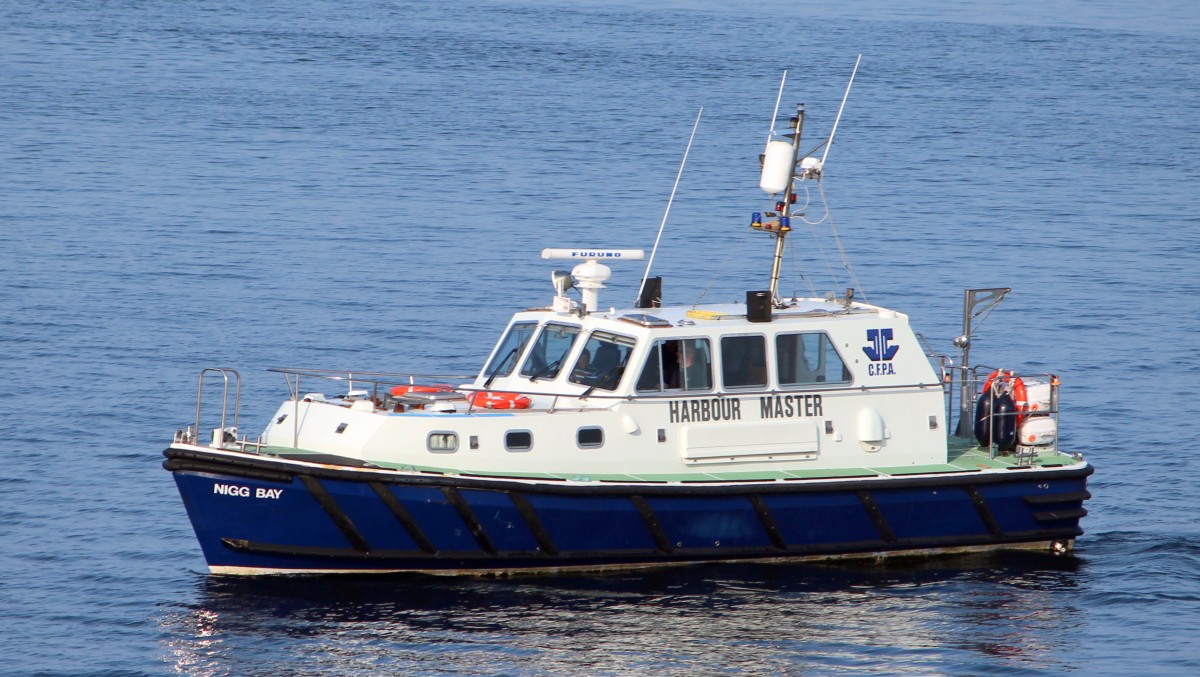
980;369;1028;427
468;391;532;410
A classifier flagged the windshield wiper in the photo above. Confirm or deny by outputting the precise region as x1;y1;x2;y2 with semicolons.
528;359;561;383
483;347;519;389
580;365;623;398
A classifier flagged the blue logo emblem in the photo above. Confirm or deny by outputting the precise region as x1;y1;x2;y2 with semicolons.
863;328;899;362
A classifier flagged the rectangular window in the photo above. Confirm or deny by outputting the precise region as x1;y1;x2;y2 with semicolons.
721;335;767;389
577;427;604;448
776;332;852;387
636;338;712;392
505;430;533;451
427;432;458;452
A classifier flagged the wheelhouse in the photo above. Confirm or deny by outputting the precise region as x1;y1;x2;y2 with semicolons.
472;298;935;404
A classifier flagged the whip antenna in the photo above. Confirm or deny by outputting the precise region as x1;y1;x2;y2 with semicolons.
637;106;702;306
820;54;861;170
766;70;787;146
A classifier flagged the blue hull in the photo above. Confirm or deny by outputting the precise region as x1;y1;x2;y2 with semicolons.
165;448;1092;574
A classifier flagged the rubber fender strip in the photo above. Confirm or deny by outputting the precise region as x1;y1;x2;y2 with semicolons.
163;459;293;484
217;532;1085;566
630;495;674;554
165;446;1094;496
965;486;1004;536
368;482;437;554
1023;490;1092;505
299;476;372;553
1032;508;1088;523
440;487;498;555
506;492;559;556
856;491;897;543
747;495;788;550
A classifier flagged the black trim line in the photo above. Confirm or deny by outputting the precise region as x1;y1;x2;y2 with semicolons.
163;458;293;484
507;492;559;555
164;446;1094;497
1033;508;1089;523
630;496;674;553
218;526;1085;565
368;482;437;554
966;486;1004;536
299;476;372;553
857;491;897;543
748;494;788;550
440;487;497;554
1024;491;1092;505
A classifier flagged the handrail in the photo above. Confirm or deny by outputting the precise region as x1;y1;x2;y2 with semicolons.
194;368;241;447
966;366;1061;458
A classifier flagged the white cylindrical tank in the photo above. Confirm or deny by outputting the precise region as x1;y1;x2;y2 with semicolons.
1018;415;1057;446
759;140;795;194
1023;379;1053;414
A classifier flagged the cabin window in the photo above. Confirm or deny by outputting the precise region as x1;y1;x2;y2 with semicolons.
427;432;458;453
721;335;767;389
568;331;637;391
505;430;533;451
520;322;581;381
577;427;604;448
776;332;852;386
636;338;712;392
484;321;538;379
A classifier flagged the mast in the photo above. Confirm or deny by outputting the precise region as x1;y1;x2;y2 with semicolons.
952;287;1011;436
767;104;805;301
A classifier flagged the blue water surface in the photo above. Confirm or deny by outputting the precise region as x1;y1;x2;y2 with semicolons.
2;0;1199;674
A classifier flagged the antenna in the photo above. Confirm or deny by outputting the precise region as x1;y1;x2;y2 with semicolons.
766;70;787;147
636;106;702;306
817;54;861;172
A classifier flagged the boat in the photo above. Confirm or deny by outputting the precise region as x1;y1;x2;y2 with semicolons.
163;77;1092;576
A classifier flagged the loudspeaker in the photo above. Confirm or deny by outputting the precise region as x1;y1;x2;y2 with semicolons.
746;290;772;323
636;277;662;308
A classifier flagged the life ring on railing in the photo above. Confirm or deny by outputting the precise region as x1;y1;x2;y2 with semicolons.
468;391;532;410
390;384;452;397
980;369;1028;425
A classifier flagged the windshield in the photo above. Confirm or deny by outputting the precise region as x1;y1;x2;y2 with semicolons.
484;321;538;379
568;331;636;391
520;323;582;380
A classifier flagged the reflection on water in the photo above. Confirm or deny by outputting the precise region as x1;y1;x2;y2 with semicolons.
160;553;1085;675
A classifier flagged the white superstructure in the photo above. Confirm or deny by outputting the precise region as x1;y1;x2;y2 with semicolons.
258;283;947;479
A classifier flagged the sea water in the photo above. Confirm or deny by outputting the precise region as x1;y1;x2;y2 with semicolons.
2;0;1199;674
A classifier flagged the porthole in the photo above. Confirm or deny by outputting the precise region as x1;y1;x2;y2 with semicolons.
505;430;533;451
427;432;459;453
577;427;604;449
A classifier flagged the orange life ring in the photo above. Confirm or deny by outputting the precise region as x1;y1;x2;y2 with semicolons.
980;369;1027;426
468;391;532;410
390;384;452;397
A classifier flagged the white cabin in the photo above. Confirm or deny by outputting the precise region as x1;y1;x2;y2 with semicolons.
258;285;948;481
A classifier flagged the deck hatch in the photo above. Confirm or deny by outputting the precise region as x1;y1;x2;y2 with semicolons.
682;420;818;464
